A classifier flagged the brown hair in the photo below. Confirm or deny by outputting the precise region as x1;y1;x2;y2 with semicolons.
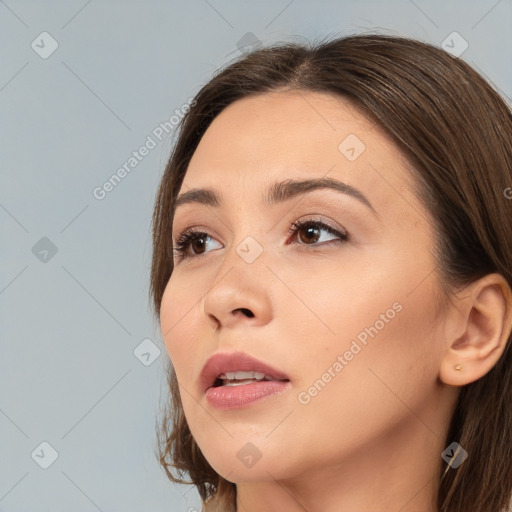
150;33;512;512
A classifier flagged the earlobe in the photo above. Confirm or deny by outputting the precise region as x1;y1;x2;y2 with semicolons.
439;274;512;387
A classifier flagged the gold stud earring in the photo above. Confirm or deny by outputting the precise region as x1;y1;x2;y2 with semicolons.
454;364;462;371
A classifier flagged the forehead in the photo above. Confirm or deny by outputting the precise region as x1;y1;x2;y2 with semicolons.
180;90;420;217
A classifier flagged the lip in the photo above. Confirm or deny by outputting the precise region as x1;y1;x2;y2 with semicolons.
200;351;290;394
205;380;291;410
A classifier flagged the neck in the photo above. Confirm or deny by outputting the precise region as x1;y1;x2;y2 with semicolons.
234;415;444;512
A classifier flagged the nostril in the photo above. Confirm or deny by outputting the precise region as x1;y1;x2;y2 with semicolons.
236;308;254;318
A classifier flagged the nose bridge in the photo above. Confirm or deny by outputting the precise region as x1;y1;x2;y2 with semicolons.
202;230;272;329
217;202;268;277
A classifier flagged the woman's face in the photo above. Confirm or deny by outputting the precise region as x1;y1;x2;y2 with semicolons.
160;90;455;489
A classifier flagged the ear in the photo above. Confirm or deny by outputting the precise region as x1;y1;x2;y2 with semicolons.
439;273;512;386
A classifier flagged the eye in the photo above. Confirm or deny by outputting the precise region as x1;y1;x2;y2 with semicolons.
172;218;349;263
288;219;349;247
172;228;222;261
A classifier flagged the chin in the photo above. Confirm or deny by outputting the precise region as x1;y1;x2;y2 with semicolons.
194;434;291;482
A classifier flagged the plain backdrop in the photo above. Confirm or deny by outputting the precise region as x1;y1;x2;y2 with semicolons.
1;1;511;511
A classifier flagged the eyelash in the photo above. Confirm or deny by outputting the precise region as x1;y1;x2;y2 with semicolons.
172;219;349;262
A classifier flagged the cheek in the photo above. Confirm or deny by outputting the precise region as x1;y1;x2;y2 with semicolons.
271;255;400;349
281;238;438;357
287;254;442;412
159;274;205;383
284;302;441;476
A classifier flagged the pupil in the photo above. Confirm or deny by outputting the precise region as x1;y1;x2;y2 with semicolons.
193;236;206;253
301;226;319;243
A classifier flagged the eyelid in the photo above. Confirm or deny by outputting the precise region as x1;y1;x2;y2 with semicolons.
289;215;348;237
172;214;349;262
172;224;222;246
172;215;345;245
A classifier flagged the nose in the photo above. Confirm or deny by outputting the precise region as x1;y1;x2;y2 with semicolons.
202;264;273;331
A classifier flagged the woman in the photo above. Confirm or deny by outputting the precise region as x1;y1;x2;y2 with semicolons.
150;33;512;512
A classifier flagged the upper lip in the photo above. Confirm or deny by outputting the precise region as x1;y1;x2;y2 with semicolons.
200;351;290;392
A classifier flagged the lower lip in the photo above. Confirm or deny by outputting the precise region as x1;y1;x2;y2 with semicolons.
205;380;290;409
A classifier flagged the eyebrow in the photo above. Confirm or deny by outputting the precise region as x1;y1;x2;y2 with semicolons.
174;177;378;216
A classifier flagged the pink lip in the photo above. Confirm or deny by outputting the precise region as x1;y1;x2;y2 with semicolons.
205;380;291;410
200;351;290;395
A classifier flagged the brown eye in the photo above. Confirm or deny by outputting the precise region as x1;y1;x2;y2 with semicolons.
298;224;321;244
190;235;207;254
173;230;223;261
289;219;349;247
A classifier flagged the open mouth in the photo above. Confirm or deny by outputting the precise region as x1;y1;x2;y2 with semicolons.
212;370;290;387
200;351;291;396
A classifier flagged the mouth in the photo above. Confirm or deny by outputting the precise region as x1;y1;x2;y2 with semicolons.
200;351;290;394
212;370;289;387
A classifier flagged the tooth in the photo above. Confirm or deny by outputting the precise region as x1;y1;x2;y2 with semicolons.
224;380;252;387
234;371;255;380
217;371;277;383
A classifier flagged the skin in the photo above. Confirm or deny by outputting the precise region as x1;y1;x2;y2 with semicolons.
159;90;512;512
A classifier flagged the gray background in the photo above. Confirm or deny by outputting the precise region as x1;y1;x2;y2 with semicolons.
1;0;511;511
